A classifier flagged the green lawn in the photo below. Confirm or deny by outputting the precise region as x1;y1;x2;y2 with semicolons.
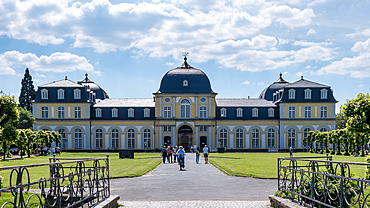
0;152;161;189
209;152;369;179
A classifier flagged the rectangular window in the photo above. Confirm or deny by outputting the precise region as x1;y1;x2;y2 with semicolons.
288;106;296;118
96;109;102;117
252;108;258;117
268;108;274;117
128;109;134;117
237;109;243;117
305;90;311;99
144;109;150;117
220;109;227;117
57;106;65;118
321;89;328;99
74;89;81;99
304;106;312;118
163;106;172;118
74;106;81;118
320;106;328;118
58;90;64;99
199;126;207;132
289;89;295;99
41;106;48;118
112;109;118;117
163;126;172;132
199;106;207;118
41;90;48;99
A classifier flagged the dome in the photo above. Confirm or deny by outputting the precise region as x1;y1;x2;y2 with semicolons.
78;74;109;100
156;58;215;94
259;73;289;101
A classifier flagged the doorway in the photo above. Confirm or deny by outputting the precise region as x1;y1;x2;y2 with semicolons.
200;136;207;150
163;136;171;147
178;125;193;151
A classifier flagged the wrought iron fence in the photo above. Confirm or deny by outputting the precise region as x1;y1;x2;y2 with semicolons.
278;156;370;208
0;155;110;208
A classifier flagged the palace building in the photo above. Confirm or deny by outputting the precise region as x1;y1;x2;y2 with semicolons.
32;57;337;152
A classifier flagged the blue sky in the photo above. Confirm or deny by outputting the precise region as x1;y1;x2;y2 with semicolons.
0;0;369;113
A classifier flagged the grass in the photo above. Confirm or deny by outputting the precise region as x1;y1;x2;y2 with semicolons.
0;192;41;207
0;152;161;189
209;152;369;179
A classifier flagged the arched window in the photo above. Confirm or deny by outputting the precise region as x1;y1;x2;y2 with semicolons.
267;128;275;148
251;129;260;148
287;128;296;148
74;129;82;149
319;127;328;132
303;127;312;149
127;129;135;149
59;129;66;149
111;129;119;149
180;99;191;118
235;128;244;148
96;129;103;149
219;129;228;148
143;129;151;148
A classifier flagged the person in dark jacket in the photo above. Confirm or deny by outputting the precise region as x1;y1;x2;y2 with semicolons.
161;146;168;163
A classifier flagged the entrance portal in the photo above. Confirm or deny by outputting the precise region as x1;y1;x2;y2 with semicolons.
178;125;193;151
164;136;171;147
200;136;207;150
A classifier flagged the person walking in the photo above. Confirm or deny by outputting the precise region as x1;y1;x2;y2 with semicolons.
173;146;178;163
195;146;200;164
203;145;209;164
161;145;168;163
167;145;173;163
177;146;186;170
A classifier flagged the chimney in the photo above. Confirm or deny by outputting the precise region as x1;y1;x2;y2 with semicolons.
248;96;250;99
301;76;303;80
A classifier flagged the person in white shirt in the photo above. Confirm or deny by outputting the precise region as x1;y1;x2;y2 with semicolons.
203;145;209;164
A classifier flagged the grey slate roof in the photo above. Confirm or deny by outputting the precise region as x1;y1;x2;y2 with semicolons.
94;98;155;107
216;98;276;107
39;79;83;88
284;79;329;88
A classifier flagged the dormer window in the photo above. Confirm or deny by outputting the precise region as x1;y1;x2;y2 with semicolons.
321;89;328;99
288;89;296;99
112;108;118;117
183;80;188;86
128;108;134;117
41;89;48;99
236;108;243;117
220;108;227;117
57;89;65;99
252;108;258;117
304;89;311;99
144;108;150;117
74;89;81;99
268;108;275;117
96;108;102;117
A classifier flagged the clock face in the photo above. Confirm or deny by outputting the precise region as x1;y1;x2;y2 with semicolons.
200;97;207;102
164;97;171;103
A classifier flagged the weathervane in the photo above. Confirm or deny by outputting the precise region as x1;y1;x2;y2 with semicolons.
182;51;189;61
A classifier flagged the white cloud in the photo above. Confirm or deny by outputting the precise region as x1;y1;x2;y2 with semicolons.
257;82;264;85
0;51;95;75
148;80;156;83
35;73;46;78
347;29;370;38
278;38;289;45
308;0;328;6
359;84;364;87
305;65;311;68
307;29;316;36
165;62;174;66
243;80;251;85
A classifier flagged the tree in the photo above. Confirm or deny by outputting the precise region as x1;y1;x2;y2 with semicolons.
341;93;370;135
0;125;17;160
0;94;19;127
12;107;35;129
19;68;36;111
336;112;347;130
16;129;27;158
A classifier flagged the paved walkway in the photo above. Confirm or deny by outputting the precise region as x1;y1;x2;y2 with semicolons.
111;153;277;206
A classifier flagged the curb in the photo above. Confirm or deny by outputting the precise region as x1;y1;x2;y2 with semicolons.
269;195;309;208
94;195;120;208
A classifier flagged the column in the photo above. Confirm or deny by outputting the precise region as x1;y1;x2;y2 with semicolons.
172;96;176;118
159;97;162;118
159;125;162;147
208;96;211;118
172;125;176;146
195;96;198;118
195;126;198;145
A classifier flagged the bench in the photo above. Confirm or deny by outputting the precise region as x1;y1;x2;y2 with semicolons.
119;151;134;159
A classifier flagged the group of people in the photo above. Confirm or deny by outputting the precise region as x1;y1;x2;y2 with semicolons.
161;144;209;169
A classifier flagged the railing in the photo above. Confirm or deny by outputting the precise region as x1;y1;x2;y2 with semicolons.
278;156;370;208
0;155;110;208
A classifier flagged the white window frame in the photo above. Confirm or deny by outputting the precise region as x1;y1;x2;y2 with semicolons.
57;89;65;99
41;89;48;100
320;106;328;118
220;108;227;117
74;88;81;99
95;129;103;149
321;89;328;99
288;106;296;118
304;106;312;118
163;126;172;132
111;129;119;149
144;108;150;118
180;99;191;118
59;129;66;149
74;106;82;118
235;128;244;148
199;126;207;132
57;106;65;118
303;127;312;149
199;106;207;118
287;128;296;148
304;89;311;99
127;129;135;149
183;80;188;86
41;106;49;118
288;89;296;99
74;129;82;149
163;106;172;118
128;108;135;118
252;108;258;117
96;108;102;117
112;108;118;117
267;128;275;148
251;128;260;148
236;108;243;118
268;108;275;117
219;129;228;148
319;127;328;132
143;129;151;148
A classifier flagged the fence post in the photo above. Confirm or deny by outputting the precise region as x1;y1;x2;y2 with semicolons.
107;154;110;197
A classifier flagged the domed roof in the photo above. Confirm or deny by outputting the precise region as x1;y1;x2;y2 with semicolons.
78;74;109;100
259;73;289;101
156;57;215;94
